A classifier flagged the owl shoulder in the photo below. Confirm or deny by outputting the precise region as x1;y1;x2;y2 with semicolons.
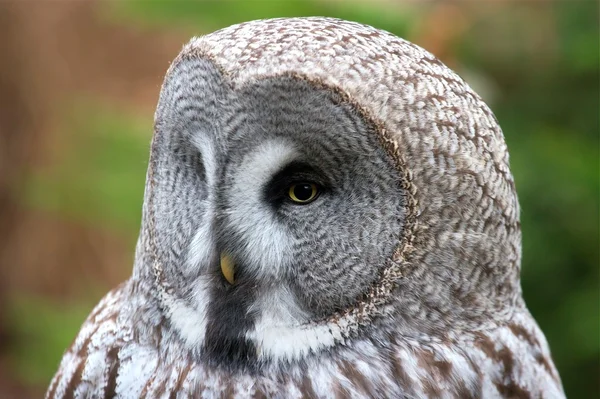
462;311;564;397
388;311;564;397
45;283;131;399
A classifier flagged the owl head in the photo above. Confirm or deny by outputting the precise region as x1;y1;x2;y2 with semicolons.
133;17;521;368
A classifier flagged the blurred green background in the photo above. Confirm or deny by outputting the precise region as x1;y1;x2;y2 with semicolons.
0;1;597;397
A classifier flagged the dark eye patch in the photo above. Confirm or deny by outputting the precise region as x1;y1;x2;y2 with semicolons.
263;161;330;205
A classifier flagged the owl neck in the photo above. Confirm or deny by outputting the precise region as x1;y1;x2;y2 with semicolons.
132;230;406;365
245;266;405;362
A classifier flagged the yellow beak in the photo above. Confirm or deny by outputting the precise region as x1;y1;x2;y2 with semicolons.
220;252;235;285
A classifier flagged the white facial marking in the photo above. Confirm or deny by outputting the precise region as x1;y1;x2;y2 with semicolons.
190;134;219;189
226;140;297;278
186;136;219;274
165;136;219;350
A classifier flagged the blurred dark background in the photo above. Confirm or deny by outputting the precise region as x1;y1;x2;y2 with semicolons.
0;1;597;397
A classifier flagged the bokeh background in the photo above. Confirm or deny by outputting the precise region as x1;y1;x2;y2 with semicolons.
0;0;597;397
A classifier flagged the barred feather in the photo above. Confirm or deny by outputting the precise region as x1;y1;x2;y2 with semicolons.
47;17;564;398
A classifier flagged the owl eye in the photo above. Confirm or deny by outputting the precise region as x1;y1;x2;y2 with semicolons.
288;182;319;204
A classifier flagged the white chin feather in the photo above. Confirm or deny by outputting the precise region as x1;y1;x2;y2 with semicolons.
249;322;342;362
247;287;343;362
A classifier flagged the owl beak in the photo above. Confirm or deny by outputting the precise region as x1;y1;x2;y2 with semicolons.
220;252;236;285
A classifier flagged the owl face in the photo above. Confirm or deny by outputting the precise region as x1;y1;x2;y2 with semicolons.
216;77;404;313
149;58;404;365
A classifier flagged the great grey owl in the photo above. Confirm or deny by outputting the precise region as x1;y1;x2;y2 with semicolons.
46;17;564;398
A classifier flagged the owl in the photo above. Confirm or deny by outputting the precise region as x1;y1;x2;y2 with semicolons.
46;18;564;398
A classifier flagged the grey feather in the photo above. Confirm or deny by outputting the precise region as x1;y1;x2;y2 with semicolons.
46;17;564;398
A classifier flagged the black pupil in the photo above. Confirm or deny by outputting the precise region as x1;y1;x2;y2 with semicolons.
294;184;314;201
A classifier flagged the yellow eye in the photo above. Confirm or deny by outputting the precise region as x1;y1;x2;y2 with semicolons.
288;182;319;204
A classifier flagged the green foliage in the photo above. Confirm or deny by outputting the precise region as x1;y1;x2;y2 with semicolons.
458;2;599;396
19;100;150;233
5;296;97;385
111;0;415;37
